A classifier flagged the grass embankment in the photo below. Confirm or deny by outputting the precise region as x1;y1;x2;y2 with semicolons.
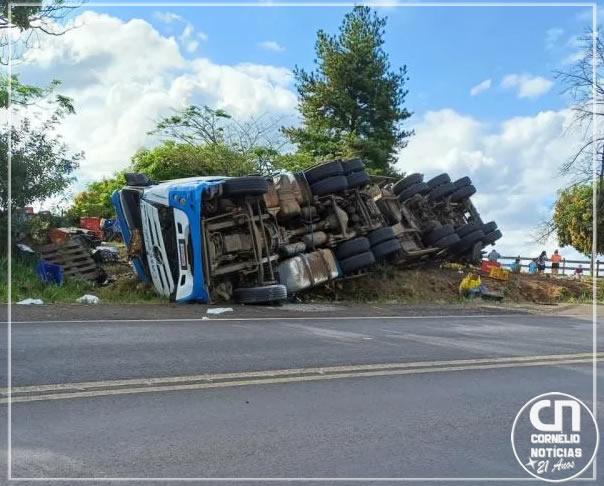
0;255;166;304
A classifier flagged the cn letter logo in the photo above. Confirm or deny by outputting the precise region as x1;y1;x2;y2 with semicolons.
529;399;581;432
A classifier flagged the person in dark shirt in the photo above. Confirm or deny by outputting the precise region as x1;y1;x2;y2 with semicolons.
537;251;547;275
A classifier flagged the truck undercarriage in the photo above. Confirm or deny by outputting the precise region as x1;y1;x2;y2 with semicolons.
112;159;502;304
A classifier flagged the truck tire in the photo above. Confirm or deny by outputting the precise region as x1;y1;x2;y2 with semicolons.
371;238;401;260
342;158;365;174
309;175;349;196
424;224;454;245
233;284;287;304
393;173;423;195
482;221;497;233
482;229;502;245
398;182;430;202
454;176;472;188
367;226;396;246
434;233;461;249
428;182;457;202
427;173;451;189
452;230;485;253
450;184;476;202
335;237;370;260
222;176;269;197
304;161;344;184
456;222;482;238
339;251;375;273
346;170;370;188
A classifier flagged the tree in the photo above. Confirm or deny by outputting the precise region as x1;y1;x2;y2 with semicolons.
131;141;257;180
538;28;604;255
150;105;287;155
553;183;604;256
0;77;81;213
68;174;126;219
555;28;604;185
0;0;80;64
283;6;412;175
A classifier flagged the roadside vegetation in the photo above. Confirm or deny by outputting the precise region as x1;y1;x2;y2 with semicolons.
1;254;166;304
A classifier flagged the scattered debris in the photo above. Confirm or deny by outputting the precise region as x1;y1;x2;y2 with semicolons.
40;241;100;281
17;298;44;305
76;294;100;304
206;307;234;315
36;261;64;286
15;243;36;256
92;246;119;264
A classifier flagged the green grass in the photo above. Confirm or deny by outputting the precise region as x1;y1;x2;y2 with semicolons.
0;255;166;304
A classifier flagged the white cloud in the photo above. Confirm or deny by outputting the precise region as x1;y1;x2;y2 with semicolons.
545;27;564;49
153;11;183;24
259;40;285;52
470;79;491;96
501;74;554;99
20;11;297;182
396;108;583;257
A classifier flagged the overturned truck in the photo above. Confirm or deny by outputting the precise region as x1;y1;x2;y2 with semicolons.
112;159;502;303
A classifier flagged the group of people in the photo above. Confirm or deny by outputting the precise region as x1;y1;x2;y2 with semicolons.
487;248;584;278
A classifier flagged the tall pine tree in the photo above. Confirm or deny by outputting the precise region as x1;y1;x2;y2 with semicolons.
283;6;412;175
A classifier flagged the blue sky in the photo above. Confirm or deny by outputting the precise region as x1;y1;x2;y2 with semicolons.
87;3;592;121
20;2;599;259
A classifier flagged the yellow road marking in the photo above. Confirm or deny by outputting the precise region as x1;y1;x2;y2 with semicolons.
2;353;600;404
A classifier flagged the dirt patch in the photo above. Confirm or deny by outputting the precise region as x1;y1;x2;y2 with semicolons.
299;263;595;305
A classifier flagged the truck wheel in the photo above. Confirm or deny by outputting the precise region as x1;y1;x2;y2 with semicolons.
310;175;349;196
424;224;454;245
223;176;269;197
450;184;476;202
482;229;502;245
452;230;485;253
482;221;497;233
456;222;482;238
393;173;423;195
428;182;457;202
339;251;375;273
426;173;451;189
434;233;460;249
371;238;401;260
335;237;370;260
454;176;472;188
398;182;430;202
342;158;365;174
367;226;396;246
304;161;344;184
347;170;370;188
233;284;287;304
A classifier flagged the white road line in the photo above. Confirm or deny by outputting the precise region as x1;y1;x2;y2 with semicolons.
3;353;599;404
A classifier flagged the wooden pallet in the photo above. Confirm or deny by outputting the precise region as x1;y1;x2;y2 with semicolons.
39;241;100;281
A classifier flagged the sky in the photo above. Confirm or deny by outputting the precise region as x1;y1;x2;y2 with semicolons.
13;1;601;260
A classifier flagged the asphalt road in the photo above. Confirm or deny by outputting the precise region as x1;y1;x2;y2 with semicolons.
0;311;602;484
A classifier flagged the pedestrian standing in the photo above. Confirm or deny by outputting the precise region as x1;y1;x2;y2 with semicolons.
537;251;547;275
551;249;562;276
488;248;501;262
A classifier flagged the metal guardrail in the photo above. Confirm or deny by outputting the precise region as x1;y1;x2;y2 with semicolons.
498;256;598;277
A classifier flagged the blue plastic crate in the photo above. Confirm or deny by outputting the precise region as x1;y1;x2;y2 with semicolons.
36;260;64;286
